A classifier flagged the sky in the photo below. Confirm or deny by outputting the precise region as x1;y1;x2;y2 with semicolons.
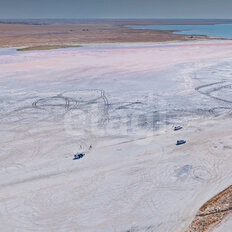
0;0;232;19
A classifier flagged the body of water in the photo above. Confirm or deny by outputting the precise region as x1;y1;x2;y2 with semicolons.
129;24;232;38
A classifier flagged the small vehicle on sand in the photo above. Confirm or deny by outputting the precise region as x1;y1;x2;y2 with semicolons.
174;126;183;131
176;140;186;146
73;153;85;160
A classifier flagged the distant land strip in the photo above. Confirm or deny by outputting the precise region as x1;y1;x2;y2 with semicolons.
0;19;210;48
17;45;82;51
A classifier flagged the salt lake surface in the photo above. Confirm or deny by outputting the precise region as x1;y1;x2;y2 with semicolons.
1;41;232;232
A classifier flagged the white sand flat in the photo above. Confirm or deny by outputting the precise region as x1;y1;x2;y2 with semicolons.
0;40;232;232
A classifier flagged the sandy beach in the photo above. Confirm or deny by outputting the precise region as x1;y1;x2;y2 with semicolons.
0;40;232;232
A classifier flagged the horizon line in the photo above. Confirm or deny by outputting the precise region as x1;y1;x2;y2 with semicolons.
1;18;232;20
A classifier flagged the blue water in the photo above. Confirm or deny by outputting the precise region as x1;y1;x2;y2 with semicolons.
129;24;232;38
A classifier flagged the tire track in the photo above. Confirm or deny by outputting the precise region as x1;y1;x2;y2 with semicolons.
195;81;232;104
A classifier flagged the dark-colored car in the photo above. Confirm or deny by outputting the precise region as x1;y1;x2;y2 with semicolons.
174;126;183;131
176;140;186;145
73;153;85;160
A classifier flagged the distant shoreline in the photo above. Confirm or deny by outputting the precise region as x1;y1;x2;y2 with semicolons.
127;23;232;39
